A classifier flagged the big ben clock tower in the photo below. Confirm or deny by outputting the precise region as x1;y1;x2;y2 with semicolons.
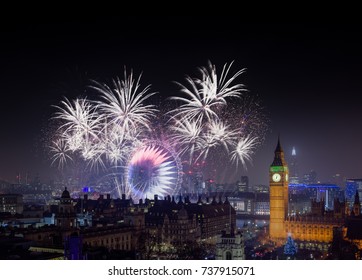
269;137;289;240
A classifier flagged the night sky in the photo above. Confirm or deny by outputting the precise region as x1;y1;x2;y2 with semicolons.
1;19;362;186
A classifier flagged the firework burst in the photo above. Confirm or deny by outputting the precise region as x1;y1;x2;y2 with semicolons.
168;60;247;123
230;135;259;169
49;138;73;169
90;68;158;137
169;118;204;162
168;60;262;171
49;61;268;198
53;97;102;141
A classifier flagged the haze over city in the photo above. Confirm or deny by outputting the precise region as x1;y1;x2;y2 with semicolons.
1;19;361;187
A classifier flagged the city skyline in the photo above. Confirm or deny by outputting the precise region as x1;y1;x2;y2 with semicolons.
1;19;362;187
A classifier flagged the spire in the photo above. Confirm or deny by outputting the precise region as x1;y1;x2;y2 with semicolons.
271;136;287;167
275;135;283;153
352;190;361;216
292;146;296;156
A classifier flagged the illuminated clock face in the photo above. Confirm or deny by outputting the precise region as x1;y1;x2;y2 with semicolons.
272;173;281;182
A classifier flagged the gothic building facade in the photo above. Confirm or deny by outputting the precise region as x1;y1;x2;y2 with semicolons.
269;139;345;245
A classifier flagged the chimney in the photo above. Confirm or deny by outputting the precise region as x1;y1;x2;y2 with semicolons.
122;194;126;200
107;194;111;200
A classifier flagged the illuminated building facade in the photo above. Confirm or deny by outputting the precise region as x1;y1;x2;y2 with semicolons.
345;191;362;251
4;188;236;259
289;147;299;184
254;193;270;215
345;178;362;209
228;194;254;215
238;176;249;192
254;184;269;193
302;170;317;185
289;183;341;211
269;138;289;239
0;194;23;214
269;139;345;244
215;229;245;260
55;187;76;229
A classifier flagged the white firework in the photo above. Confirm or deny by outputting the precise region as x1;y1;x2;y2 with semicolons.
49;138;73;169
104;137;130;166
170;118;204;161
103;130;140;166
197;119;238;160
205;119;238;152
53;97;104;170
91;68;158;137
85;151;107;172
169;75;221;123
230;135;259;169
197;60;247;104
169;60;247;123
62;131;81;152
51;69;160;172
53;97;102;140
49;61;265;195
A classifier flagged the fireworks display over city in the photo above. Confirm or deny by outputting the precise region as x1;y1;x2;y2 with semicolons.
49;61;267;199
1;19;362;188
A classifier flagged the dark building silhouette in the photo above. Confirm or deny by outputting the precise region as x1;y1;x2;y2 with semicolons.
0;194;23;214
145;194;236;247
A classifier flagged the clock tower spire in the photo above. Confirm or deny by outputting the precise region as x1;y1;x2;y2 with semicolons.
271;136;287;167
269;137;289;240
